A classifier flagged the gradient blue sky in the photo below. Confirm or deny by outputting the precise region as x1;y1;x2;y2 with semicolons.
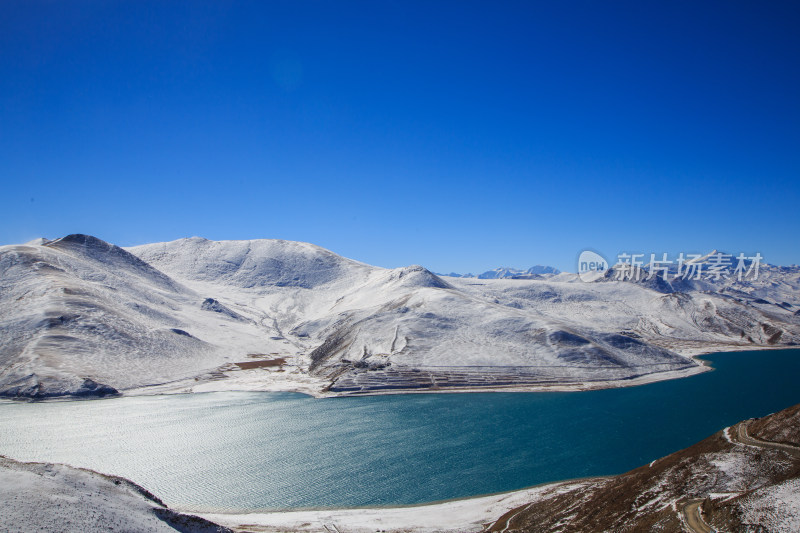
1;1;798;273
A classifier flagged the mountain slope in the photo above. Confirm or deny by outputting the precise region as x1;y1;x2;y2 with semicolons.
129;238;704;395
129;236;375;290
0;235;300;398
1;234;798;398
449;274;800;355
128;240;800;395
485;403;800;532
0;455;230;533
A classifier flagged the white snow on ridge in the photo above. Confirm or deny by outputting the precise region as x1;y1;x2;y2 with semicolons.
1;234;798;398
129;236;376;290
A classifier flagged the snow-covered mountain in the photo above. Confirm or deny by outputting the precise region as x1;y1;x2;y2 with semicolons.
1;234;798;399
436;271;475;278
438;265;561;279
477;265;561;279
0;235;292;398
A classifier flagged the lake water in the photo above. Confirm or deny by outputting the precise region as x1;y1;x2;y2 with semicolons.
0;349;798;512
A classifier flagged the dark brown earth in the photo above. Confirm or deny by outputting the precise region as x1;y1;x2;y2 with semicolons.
234;358;286;370
748;403;800;446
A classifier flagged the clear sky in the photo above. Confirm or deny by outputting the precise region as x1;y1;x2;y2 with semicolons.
1;1;798;273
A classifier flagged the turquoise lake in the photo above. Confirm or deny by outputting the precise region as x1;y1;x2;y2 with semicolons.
0;349;798;512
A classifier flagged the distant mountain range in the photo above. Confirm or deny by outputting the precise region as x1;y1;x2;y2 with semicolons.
437;265;561;279
1;234;798;399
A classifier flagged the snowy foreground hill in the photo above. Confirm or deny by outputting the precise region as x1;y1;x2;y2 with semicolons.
1;234;799;399
0;455;230;533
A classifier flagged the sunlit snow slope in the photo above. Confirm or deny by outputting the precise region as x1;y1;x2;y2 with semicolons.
1;234;798;398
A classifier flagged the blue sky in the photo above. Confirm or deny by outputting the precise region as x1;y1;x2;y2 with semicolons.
1;1;798;273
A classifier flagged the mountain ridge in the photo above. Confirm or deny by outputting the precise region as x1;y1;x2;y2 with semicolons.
437;265;561;279
1;234;798;399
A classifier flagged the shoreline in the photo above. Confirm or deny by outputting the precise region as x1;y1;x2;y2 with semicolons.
4;344;795;404
195;477;606;533
125;343;795;400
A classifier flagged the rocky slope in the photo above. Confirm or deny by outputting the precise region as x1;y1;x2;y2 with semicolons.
485;403;800;532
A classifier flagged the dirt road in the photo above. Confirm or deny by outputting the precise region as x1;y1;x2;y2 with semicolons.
681;499;713;533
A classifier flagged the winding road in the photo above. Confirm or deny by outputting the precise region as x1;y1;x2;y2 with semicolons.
680;419;800;532
734;420;800;458
681;499;713;533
